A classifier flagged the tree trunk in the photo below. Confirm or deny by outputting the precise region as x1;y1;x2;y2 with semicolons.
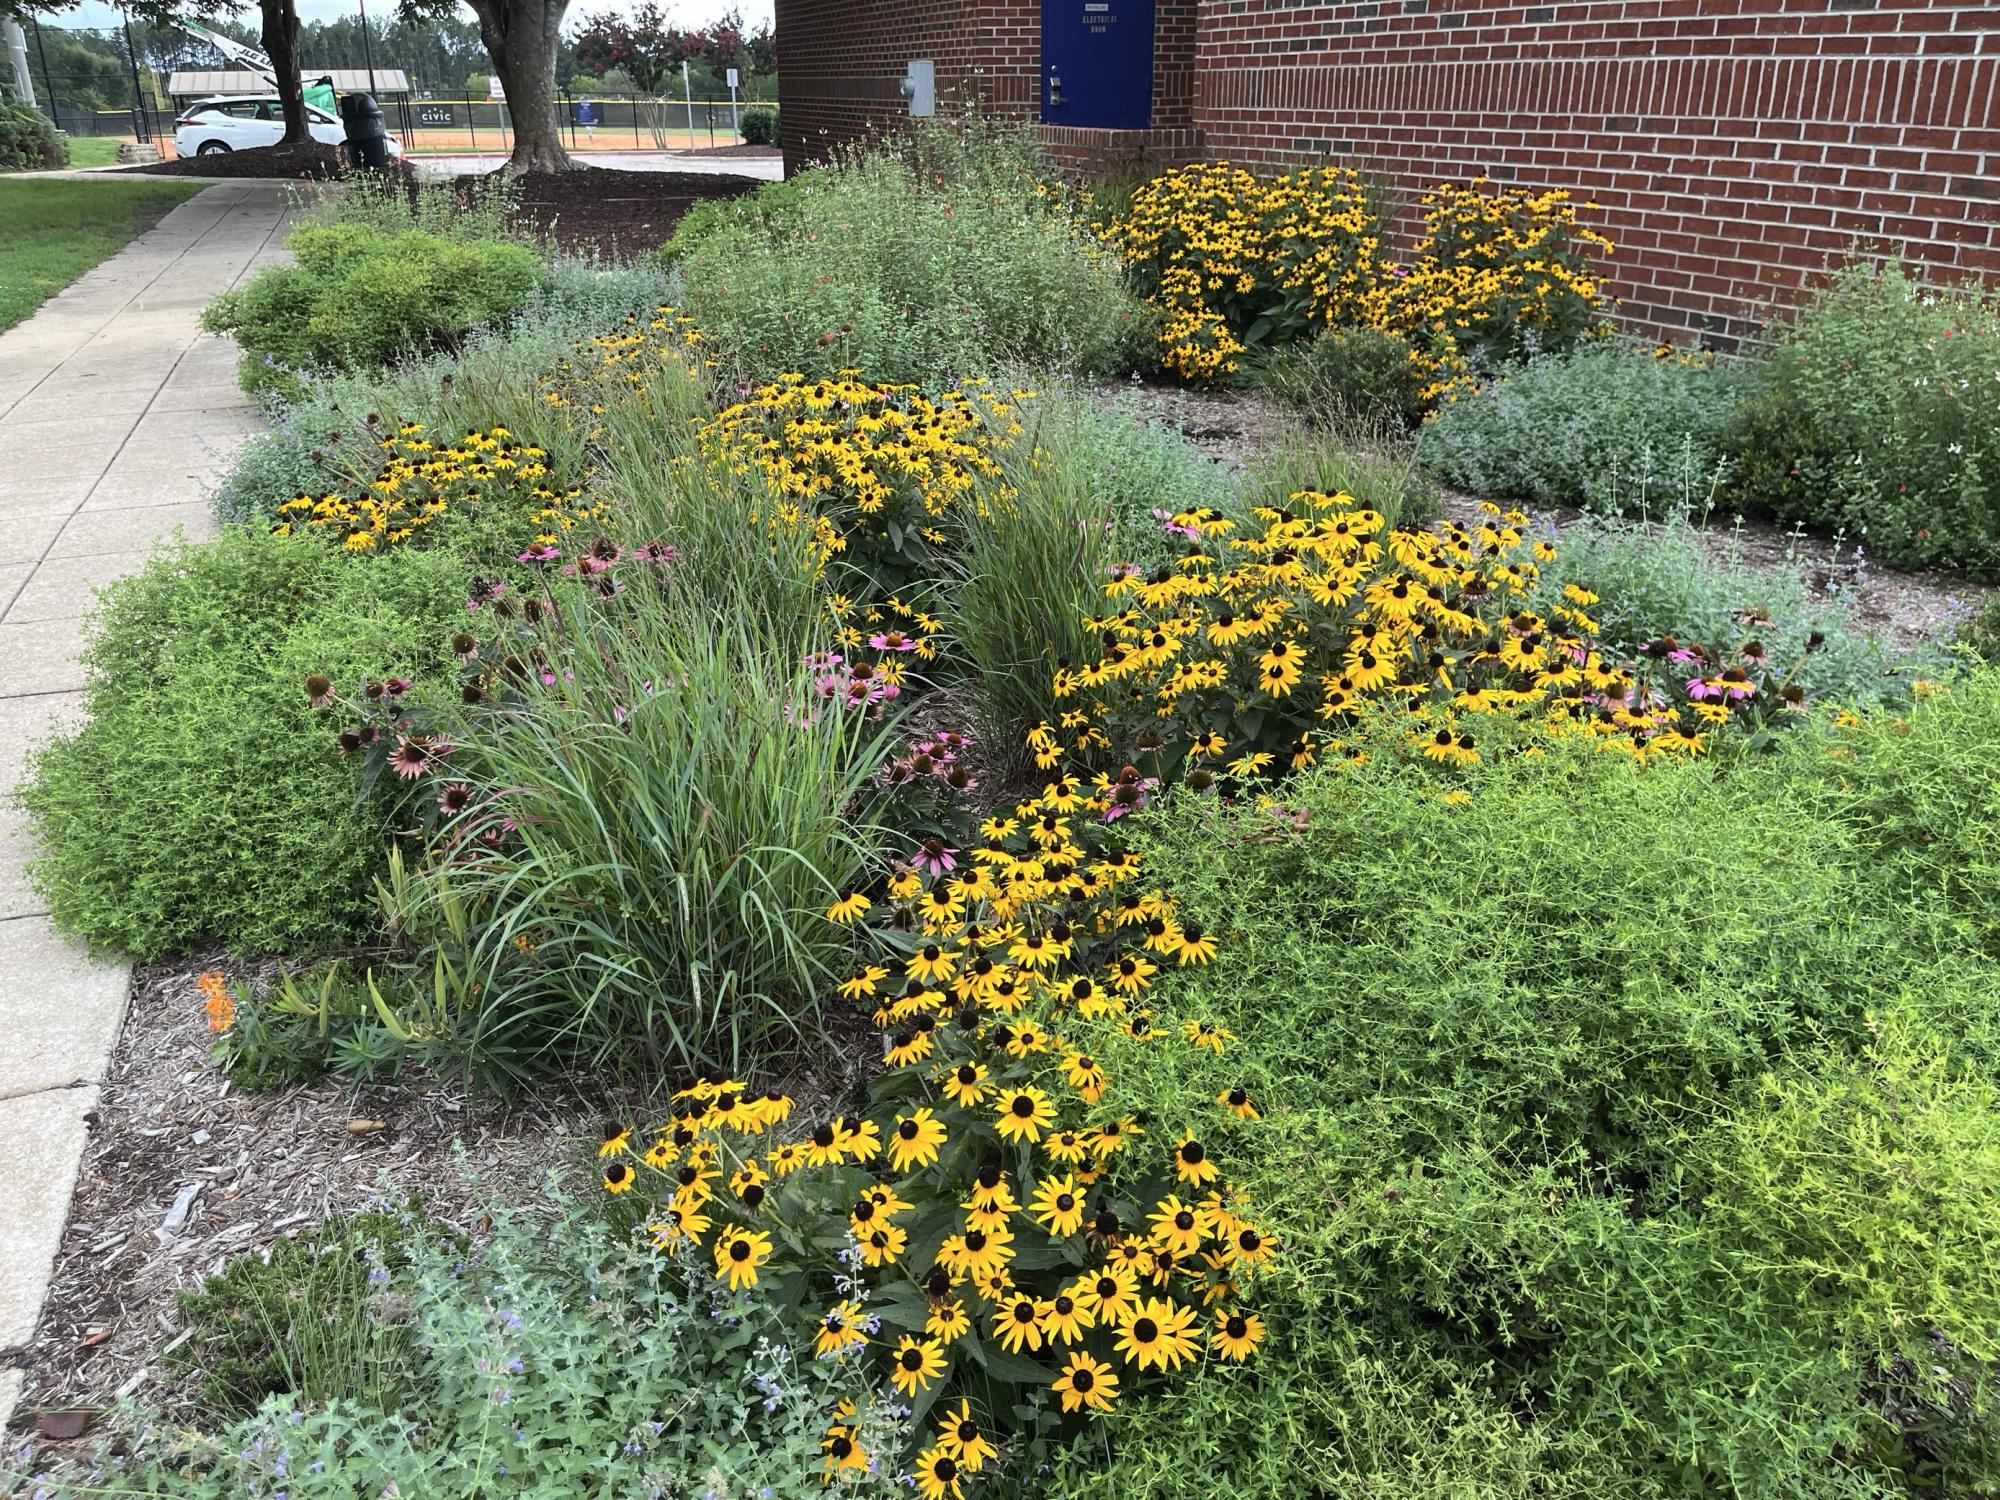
468;0;576;174
258;0;311;146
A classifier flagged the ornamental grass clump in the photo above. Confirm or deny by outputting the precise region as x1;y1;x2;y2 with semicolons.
324;540;900;1081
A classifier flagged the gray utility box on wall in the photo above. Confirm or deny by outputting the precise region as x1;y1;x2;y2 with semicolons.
901;59;936;117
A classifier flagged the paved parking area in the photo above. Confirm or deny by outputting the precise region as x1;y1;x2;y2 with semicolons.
0;178;291;1433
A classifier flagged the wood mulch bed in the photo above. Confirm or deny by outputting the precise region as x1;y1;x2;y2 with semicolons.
10;952;869;1440
126;142;362;180
504;165;762;257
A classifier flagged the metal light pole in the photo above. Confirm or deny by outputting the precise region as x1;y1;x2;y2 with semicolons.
120;10;149;142
357;0;378;96
31;16;58;114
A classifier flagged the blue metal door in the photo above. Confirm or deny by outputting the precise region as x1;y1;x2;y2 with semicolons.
1041;0;1155;130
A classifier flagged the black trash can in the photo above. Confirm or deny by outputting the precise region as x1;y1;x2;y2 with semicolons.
337;92;392;170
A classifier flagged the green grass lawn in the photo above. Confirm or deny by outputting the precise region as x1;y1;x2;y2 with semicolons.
62;136;129;168
0;176;204;333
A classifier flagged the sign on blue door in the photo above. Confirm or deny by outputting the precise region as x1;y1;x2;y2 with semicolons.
1041;0;1155;130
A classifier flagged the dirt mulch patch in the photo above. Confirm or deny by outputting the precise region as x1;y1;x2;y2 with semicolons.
501;165;762;257
125;142;398;181
9;950;872;1438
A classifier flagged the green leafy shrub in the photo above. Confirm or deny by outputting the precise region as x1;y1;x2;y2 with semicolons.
675;120;1151;387
201;223;549;399
659;168;824;264
1049;700;2000;1498
1253;325;1428;430
740;102;778;144
18;529;467;958
1719;259;2000;574
0;96;67;171
34;1201;910;1497
1414;341;1745;510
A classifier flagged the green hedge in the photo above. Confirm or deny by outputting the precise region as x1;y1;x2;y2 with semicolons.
201;222;547;399
19;529;468;958
1053;685;2000;1497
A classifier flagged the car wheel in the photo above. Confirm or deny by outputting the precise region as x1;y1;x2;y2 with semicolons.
197;141;232;155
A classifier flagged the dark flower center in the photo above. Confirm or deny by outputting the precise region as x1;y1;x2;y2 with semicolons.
1132;1317;1159;1342
1227;1315;1248;1338
1072;1367;1095;1392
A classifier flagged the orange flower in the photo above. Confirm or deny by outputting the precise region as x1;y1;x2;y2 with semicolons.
198;970;234;1033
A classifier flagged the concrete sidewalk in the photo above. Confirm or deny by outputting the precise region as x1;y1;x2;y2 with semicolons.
0;179;293;1433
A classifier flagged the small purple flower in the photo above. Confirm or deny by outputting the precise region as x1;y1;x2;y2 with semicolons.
516;543;560;564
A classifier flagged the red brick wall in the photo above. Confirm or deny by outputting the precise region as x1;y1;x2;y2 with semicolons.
776;0;1039;167
1194;0;2000;341
777;0;2000;340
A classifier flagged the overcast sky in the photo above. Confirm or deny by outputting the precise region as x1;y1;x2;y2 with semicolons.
53;0;773;35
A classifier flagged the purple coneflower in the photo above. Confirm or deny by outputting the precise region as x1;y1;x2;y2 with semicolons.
389;736;433;780
915;839;958;878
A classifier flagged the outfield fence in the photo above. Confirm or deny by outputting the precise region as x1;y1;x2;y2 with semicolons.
53;96;776;155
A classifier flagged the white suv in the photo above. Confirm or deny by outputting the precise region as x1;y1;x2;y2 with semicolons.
172;95;404;158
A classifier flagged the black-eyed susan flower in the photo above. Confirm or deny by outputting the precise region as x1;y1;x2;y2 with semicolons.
642;1135;677;1171
965;1164;1012;1213
995;1085;1057;1143
926;1297;970;1344
838;1116;883;1163
1147;1194;1205;1259
859;1222;909;1268
1227;1222;1279;1271
837;965;890;1001
712;1227;772;1292
890;1335;948;1396
602;1161;634;1194
1070;1265;1140;1323
1052;1351;1120;1414
1211;1307;1267;1361
1090;1116;1141;1159
1044;1128;1091;1165
1170;923;1220;965
821;1410;869;1481
994;1292;1049;1353
1114;1296;1202;1372
1043;1291;1095;1345
916;1446;964;1500
1108;953;1157;994
826;889;871;924
1183;1018;1235;1053
814;1300;868;1360
1173;1131;1220;1188
884;1031;934;1068
936;1225;1014;1283
1218;1085;1261;1120
766;1141;806;1178
598;1122;631;1158
939;1060;989;1107
647;1204;711;1250
934;1400;996;1472
1029;1173;1087;1238
1063;1051;1109;1102
888;1107;948;1173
